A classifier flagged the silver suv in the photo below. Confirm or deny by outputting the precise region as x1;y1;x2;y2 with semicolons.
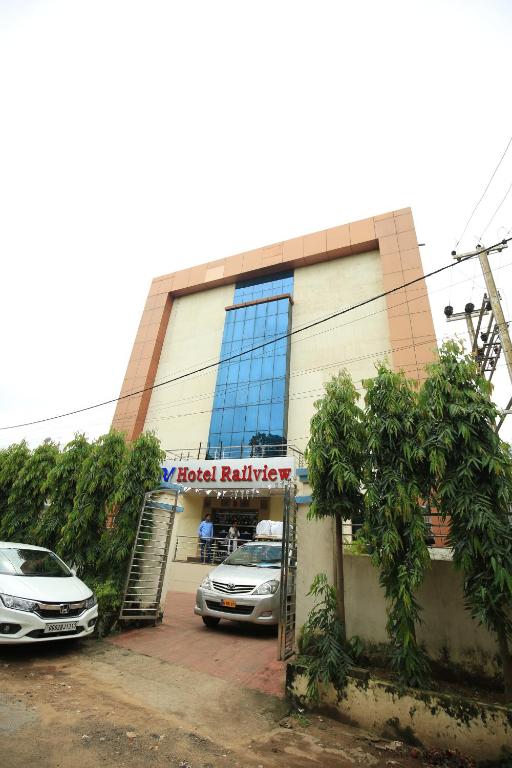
194;541;282;627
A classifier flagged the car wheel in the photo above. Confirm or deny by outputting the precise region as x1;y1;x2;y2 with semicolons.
202;617;220;628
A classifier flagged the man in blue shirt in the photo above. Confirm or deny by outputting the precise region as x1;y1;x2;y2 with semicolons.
198;513;214;563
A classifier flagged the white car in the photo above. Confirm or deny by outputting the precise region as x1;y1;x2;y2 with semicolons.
0;542;98;644
195;540;282;627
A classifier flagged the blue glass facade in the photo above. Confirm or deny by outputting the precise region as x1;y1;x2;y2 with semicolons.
207;272;293;457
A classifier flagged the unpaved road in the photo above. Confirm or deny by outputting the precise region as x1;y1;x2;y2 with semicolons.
0;638;461;767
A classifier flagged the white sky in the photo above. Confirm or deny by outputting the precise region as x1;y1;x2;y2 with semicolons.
1;0;512;449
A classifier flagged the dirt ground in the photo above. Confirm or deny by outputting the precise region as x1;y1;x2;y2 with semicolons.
0;636;473;768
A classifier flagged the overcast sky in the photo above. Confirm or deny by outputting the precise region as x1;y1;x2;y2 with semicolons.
1;0;512;449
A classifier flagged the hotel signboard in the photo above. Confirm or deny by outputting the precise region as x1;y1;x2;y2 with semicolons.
160;456;295;490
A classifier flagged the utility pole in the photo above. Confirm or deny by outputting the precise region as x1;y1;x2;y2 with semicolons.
451;240;512;430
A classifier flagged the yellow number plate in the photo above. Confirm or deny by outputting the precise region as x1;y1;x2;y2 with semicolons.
221;599;236;608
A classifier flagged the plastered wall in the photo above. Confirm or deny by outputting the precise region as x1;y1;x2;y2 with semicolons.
144;282;234;450
287;251;391;452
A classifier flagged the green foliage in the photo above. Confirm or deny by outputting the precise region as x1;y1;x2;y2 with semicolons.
305;371;366;522
59;431;128;580
0;430;167;638
100;432;165;586
363;364;431;688
421;341;512;698
34;434;92;553
89;577;124;637
0;441;31;533
0;440;60;542
297;573;354;704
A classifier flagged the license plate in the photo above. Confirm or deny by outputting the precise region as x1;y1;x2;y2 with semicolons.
43;621;78;634
221;599;236;608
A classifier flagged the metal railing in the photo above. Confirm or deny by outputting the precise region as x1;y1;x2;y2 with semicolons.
165;442;304;466
345;514;450;549
173;535;248;564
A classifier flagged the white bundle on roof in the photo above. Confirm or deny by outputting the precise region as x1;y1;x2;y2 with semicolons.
255;520;283;539
255;519;272;537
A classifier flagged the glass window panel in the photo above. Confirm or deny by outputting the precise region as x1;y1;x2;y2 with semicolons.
233;407;246;432
209;272;293;451
231;433;244;448
217;365;228;385
261;355;274;380
249;357;262;380
221;408;234;432
213;385;225;408
260;381;272;403
243;318;255;338
224;387;236;407
254;317;266;336
245;406;258;431
272;379;286;402
248;383;260;404
233;321;244;341
257;403;271;431
276;312;289;334
236;383;249;405
210;411;222;433
265;314;277;335
209;433;220;448
274;355;287;378
270;403;284;431
227;363;239;384
224;321;234;342
238;359;250;383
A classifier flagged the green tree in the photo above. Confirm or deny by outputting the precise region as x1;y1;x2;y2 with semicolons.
34;434;92;552
0;440;60;542
305;372;366;632
59;431;128;579
421;342;512;700
0;441;31;533
101;432;165;583
364;365;431;688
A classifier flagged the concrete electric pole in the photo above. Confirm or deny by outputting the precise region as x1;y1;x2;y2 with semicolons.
451;240;512;431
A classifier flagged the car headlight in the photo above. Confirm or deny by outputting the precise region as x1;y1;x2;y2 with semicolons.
0;593;38;613
200;576;212;590
85;594;97;610
253;580;279;595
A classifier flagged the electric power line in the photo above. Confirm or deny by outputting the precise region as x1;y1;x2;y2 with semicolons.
1;238;510;433
455;134;512;248
479;180;512;242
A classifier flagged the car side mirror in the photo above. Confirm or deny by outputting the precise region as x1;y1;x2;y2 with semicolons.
70;568;77;576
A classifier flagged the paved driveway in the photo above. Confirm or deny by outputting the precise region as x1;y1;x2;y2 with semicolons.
109;591;285;696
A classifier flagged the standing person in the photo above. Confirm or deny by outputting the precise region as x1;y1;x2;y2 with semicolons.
228;518;240;553
198;513;214;563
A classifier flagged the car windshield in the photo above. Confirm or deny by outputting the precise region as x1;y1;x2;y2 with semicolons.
0;548;72;577
223;544;282;568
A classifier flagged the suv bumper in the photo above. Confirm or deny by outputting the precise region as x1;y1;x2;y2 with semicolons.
195;587;279;625
0;604;99;644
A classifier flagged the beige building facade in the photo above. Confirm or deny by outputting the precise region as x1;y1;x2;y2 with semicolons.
113;208;437;613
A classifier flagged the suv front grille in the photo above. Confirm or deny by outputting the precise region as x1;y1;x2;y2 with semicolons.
35;600;87;619
212;581;255;595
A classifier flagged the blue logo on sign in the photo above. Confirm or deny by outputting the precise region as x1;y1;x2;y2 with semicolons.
161;467;176;483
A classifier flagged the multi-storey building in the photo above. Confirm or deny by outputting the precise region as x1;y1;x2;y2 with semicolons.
113;208;436;625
